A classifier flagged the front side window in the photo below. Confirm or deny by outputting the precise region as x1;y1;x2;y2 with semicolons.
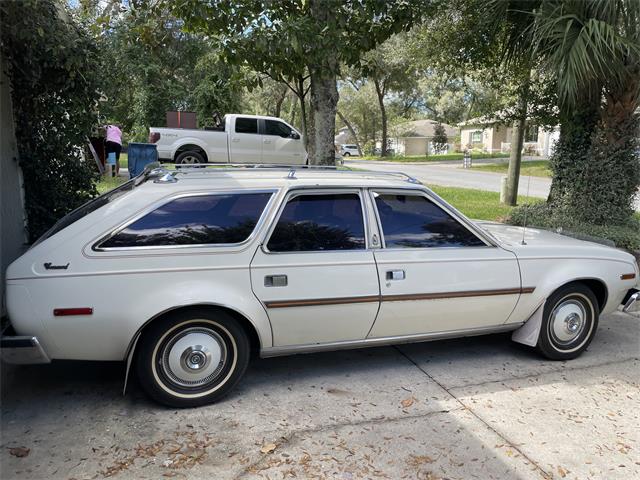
374;193;485;248
265;120;292;137
267;193;366;252
235;117;258;134
98;192;272;249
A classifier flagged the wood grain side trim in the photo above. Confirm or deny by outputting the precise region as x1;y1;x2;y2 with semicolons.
264;287;535;309
382;287;531;303
264;295;380;309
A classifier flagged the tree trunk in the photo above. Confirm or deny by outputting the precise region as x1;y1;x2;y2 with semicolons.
307;0;339;166
504;117;526;205
336;110;363;156
296;76;309;154
273;85;287;118
374;78;388;157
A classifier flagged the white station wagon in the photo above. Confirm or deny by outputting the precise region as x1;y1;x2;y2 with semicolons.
3;165;639;407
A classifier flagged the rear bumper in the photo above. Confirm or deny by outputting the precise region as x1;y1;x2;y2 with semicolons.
622;289;639;313
1;335;51;364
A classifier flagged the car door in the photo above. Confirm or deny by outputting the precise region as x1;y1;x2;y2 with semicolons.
250;189;380;346
261;119;304;164
367;189;521;338
229;117;262;163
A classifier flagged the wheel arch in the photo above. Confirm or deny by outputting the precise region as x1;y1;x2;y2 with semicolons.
124;302;263;362
512;277;607;347
173;142;208;162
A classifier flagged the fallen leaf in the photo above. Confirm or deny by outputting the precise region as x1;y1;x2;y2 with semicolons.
401;396;416;408
260;443;277;454
557;466;568;478
9;447;30;458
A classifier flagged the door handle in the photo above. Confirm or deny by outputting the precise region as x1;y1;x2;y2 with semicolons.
263;139;272;144
386;270;405;280
232;137;240;143
265;275;288;287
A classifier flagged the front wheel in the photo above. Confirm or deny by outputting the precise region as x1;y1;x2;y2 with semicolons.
537;283;599;360
136;309;250;407
342;152;350;157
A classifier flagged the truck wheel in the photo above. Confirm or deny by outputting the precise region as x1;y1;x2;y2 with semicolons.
343;152;350;157
136;308;250;408
175;150;205;165
536;283;599;360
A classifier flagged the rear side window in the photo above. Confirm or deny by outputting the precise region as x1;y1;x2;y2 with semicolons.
98;192;272;249
235;117;258;134
265;120;292;137
268;193;365;252
374;193;485;248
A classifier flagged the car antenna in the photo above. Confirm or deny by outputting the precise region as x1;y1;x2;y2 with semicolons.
521;175;531;245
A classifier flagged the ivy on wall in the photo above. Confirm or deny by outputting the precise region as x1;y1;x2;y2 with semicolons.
1;0;102;242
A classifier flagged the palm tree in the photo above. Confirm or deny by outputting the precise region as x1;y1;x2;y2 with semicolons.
524;0;640;224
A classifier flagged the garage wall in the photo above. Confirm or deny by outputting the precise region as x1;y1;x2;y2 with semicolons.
403;137;428;156
1;52;27;314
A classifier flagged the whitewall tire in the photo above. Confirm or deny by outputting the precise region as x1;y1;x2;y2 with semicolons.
136;309;250;407
537;283;599;360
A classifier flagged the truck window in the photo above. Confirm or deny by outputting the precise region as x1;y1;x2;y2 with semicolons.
265;120;292;137
235;117;258;134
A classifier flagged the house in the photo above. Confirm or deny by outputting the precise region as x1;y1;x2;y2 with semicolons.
459;116;559;157
384;119;458;156
1;52;27;314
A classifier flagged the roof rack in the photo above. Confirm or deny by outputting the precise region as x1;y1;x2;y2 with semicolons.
149;162;421;185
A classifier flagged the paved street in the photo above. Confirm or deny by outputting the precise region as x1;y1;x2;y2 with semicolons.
346;159;552;198
1;311;638;480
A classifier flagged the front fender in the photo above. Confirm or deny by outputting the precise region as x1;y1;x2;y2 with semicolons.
509;256;636;325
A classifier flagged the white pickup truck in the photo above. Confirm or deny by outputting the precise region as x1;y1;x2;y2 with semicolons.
150;114;307;165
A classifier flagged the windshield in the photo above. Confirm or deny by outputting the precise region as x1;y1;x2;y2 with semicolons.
31;179;136;248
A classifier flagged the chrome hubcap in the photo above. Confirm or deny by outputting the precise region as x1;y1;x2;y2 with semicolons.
161;327;226;388
550;299;587;345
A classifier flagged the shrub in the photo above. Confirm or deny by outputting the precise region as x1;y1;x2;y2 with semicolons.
1;0;102;242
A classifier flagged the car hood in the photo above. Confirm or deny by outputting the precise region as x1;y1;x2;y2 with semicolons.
476;221;637;265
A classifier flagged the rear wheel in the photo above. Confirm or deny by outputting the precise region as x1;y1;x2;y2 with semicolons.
343;152;351;157
175;150;205;165
537;283;599;360
136;309;250;407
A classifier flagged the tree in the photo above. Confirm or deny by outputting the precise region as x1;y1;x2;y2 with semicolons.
432;123;448;153
360;34;416;156
1;0;102;241
512;0;640;226
85;2;243;140
410;1;551;205
172;0;430;164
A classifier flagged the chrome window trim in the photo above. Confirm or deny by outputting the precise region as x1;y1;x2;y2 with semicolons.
261;187;371;255
368;187;496;250
90;189;278;253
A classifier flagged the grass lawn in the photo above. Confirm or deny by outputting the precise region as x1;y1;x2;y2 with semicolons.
472;159;551;178
429;185;541;221
358;152;510;162
118;152;128;169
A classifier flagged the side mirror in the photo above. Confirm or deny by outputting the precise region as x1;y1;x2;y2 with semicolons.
290;132;301;140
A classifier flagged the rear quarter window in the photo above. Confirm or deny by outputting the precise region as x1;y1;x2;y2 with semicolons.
96;192;273;249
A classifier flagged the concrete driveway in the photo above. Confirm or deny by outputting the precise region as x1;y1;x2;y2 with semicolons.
1;311;638;480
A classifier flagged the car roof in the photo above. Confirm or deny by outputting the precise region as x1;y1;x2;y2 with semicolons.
139;166;423;193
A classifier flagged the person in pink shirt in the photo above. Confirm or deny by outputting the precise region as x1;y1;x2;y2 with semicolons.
104;124;123;172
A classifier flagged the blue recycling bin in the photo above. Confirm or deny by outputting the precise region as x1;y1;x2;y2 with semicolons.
128;143;158;178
